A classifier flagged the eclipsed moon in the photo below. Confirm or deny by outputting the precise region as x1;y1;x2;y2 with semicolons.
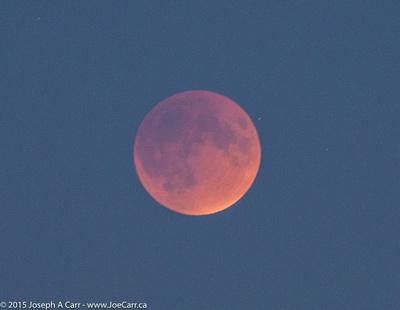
133;90;261;216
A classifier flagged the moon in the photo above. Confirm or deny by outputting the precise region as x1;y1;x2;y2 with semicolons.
133;90;261;216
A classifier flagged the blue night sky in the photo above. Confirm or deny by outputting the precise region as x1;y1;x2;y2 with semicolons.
1;1;399;309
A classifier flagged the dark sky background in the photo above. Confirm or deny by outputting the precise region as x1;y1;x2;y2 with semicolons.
1;1;399;309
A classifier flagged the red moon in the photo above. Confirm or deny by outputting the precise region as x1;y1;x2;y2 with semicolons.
133;90;261;216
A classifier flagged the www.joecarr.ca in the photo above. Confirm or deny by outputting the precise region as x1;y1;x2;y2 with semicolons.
6;301;147;309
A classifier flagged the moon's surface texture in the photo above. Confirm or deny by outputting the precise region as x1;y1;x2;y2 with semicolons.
134;90;261;216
